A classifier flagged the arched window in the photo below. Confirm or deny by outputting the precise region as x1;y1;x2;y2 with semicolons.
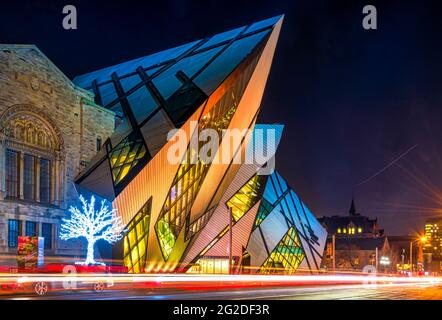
1;105;63;206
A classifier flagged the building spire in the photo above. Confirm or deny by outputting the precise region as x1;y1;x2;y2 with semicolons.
349;197;357;216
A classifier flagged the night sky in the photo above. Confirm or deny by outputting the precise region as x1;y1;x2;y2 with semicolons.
1;0;441;235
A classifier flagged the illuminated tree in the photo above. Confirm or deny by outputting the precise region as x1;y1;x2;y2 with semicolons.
60;195;125;265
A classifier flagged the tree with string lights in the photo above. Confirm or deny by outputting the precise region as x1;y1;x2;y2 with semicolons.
60;195;125;265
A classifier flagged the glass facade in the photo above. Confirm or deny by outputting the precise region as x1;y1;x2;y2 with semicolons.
69;15;325;275
226;175;265;222
154;77;245;260
254;198;274;229
153;42;265;260
123;199;152;273
74;14;273;199
187;257;231;274
108;131;149;187
245;169;327;274
260;227;305;274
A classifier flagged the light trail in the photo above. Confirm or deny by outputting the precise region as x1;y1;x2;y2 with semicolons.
1;273;441;286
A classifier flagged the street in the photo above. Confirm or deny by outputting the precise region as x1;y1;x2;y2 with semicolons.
4;282;442;300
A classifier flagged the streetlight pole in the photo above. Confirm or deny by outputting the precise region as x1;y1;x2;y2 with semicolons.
228;207;233;275
375;247;379;272
410;241;413;275
332;234;336;273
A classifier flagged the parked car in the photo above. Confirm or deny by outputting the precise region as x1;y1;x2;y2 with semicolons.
0;263;129;296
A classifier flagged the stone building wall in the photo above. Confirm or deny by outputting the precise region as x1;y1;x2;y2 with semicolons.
0;44;114;264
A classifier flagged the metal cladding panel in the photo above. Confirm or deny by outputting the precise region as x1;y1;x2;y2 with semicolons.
152;19;283;267
195;30;270;96
198;26;245;50
282;187;327;271
77;158;115;200
112;102;205;266
189;19;283;222
181;204;230;265
181;163;260;265
261;176;279;204
248;15;284;34
297;230;318;271
73;41;200;86
246;230;268;269
298;257;310;270
140;109;175;157
275;171;288;193
260;207;290;252
190;122;256;225
245;124;284;168
204;200;260;257
248;207;289;268
296;196;327;269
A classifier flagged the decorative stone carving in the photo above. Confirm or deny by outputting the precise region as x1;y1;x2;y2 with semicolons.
0;104;64;152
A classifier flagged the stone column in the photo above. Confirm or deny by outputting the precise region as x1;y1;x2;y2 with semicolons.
60;160;66;209
50;158;56;205
19;151;24;199
0;137;6;200
35;155;40;202
54;155;60;206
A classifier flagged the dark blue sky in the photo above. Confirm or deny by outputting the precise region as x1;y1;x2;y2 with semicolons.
1;0;441;235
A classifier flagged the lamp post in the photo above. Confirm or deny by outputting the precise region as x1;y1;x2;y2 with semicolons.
332;234;336;272
228;207;233;275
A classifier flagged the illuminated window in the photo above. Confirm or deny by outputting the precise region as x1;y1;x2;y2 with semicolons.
123;198;152;273
357;227;362;233
343;228;347;234
108;131;149;186
227;175;265;222
260;227;305;274
8;219;21;248
187;257;231;274
254;198;274;229
337;228;341;234
186;206;217;240
155;71;249;260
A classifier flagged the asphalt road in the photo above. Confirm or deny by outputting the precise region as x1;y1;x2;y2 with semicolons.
4;283;442;300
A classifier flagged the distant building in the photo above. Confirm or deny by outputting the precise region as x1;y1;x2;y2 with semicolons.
319;199;389;271
423;218;442;273
331;237;389;271
424;218;442;259
318;199;384;238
